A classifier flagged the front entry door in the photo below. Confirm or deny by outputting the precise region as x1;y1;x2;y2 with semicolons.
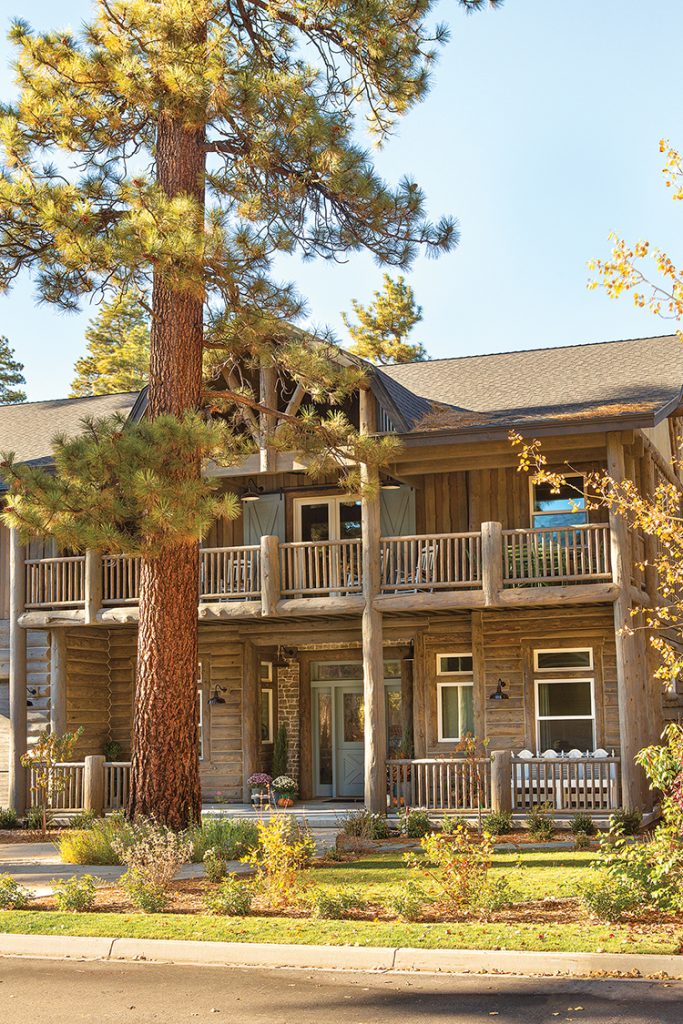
335;687;365;798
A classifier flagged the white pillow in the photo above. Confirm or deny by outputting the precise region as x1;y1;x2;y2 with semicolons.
541;749;558;758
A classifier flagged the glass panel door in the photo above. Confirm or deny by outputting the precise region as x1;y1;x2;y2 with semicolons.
300;502;331;542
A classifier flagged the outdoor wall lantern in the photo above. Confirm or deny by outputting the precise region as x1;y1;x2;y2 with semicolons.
380;477;402;490
208;686;228;706
240;478;264;502
403;640;415;663
489;678;509;701
274;645;298;668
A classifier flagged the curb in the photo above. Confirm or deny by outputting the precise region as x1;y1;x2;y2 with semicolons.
0;933;682;979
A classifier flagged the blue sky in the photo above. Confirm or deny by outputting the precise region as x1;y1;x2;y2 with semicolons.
1;1;682;400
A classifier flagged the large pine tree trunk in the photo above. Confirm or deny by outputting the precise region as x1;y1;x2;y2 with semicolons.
128;112;205;828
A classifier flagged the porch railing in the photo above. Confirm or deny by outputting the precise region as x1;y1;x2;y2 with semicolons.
201;545;260;601
280;539;363;596
381;532;482;592
28;761;85;811
387;757;492;812
511;755;621;812
503;523;611;586
104;761;131;811
25;556;86;609
27;759;133;813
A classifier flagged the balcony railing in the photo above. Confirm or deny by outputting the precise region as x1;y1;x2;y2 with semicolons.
22;522;618;614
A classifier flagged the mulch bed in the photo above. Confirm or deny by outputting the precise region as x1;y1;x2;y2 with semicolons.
0;830;62;845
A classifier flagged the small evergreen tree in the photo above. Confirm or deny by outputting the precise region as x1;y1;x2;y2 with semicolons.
271;724;289;780
0;336;26;404
71;288;150;397
343;275;427;365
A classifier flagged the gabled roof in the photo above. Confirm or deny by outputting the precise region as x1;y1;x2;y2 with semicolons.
376;334;683;434
0;392;139;467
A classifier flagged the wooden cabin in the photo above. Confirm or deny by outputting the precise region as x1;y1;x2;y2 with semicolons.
2;334;683;820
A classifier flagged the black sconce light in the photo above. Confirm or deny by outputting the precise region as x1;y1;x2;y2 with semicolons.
26;687;37;708
489;678;509;701
274;645;297;668
240;478;263;503
403;641;415;663
381;477;402;491
208;686;228;706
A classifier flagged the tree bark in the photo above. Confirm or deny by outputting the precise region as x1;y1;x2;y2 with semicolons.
128;111;206;829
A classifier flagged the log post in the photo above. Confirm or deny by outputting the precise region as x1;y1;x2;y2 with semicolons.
242;642;260;803
83;754;106;816
49;630;67;737
84;549;102;626
481;521;503;607
607;433;648;810
9;530;27;815
259;364;277;473
260;535;281;617
360;388;387;813
640;447;662;746
490;749;512;814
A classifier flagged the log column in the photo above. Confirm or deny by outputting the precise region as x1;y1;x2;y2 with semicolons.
360;388;386;812
9;529;27;814
607;433;649;810
49;630;67;737
242;642;260;803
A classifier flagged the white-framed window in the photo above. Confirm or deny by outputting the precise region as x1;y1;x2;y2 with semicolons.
260;661;273;684
436;653;474;676
436;652;474;741
534;648;593;672
294;495;362;542
531;474;587;530
535;677;595;753
197;691;204;761
260;687;274;744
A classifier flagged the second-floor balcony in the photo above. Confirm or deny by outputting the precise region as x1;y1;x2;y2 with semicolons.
19;521;620;624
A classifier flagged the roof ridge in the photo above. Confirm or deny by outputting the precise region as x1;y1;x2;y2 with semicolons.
381;332;679;369
0;390;140;409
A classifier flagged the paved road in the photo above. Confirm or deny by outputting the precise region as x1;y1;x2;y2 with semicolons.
0;958;681;1024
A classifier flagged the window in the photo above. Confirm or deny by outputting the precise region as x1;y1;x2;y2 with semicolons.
532;475;587;529
197;691;204;762
535;678;595;753
295;496;362;542
259;661;273;684
436;653;473;676
534;648;593;672
260;687;274;744
436;651;474;741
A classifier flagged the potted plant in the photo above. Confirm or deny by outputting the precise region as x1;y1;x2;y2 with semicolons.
247;772;272;806
272;775;297;807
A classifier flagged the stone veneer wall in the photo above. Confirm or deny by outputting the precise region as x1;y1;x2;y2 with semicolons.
276;660;300;784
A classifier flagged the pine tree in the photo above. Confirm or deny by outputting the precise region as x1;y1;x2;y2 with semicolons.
0;336;26;404
71;288;150;397
0;0;499;828
343;275;427;364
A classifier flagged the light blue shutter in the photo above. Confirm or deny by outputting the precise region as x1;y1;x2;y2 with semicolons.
380;485;416;537
243;493;286;545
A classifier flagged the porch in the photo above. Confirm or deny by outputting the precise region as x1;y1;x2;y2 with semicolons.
19;521;617;625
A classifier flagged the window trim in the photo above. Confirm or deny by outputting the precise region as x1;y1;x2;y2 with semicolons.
436;652;474;677
260;686;274;745
534;676;596;752
260;660;273;684
533;647;594;673
529;473;588;529
437;680;475;742
293;494;362;543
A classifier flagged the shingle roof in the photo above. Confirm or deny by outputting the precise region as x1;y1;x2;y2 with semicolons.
377;334;683;432
0;392;139;466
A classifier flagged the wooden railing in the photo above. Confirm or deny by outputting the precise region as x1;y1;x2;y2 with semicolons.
25;556;85;609
503;523;611;586
201;546;260;601
511;755;621;812
102;555;141;605
28;762;85;811
381;532;481;592
104;761;131;811
387;758;492;812
280;539;363;596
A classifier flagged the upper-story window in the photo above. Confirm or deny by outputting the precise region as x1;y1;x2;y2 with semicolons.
531;476;587;530
295;496;362;542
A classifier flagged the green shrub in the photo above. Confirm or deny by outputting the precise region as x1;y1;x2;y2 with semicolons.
473;875;517;914
609;808;643;836
597;831;683;913
103;740;123;762
399;808;432;839
0;874;30;910
59;814;125;865
69;810;97;831
25;806;50;831
52;874;97;912
122;872;169;913
190;818;259;863
203;874;254;916
385;880;432;922
0;808;19;830
441;815;471;835
339;810;390;841
308;886;364;920
570;813;596;836
581;874;644;922
526;805;554;842
574;832;592;851
203;848;227;883
482;811;513;836
245;816;315;910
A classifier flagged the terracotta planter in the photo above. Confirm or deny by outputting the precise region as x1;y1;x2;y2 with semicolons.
277;796;295;808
